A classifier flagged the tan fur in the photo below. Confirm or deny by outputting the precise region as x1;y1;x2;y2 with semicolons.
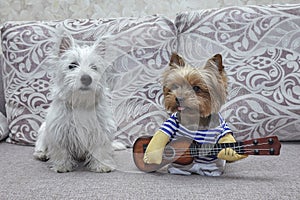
162;53;228;129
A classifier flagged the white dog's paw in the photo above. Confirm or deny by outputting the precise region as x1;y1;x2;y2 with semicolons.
112;140;126;151
50;164;74;173
33;150;49;162
89;164;115;173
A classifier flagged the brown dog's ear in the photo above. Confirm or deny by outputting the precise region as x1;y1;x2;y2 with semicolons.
169;53;185;68
162;86;169;97
205;54;224;72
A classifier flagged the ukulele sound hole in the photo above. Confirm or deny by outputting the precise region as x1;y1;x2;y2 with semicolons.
163;146;175;160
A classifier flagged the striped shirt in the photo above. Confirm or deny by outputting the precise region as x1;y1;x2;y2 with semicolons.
159;112;233;175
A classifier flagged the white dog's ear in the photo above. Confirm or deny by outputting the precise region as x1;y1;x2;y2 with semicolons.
93;36;120;66
92;38;106;57
58;35;74;55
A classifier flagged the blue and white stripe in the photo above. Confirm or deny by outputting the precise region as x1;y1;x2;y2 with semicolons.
159;112;233;169
160;112;232;144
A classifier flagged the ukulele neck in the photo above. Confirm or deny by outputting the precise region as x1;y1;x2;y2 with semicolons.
189;136;281;157
190;142;244;157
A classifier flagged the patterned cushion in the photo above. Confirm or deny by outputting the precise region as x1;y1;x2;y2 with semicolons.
175;4;300;141
1;16;177;146
1;4;300;146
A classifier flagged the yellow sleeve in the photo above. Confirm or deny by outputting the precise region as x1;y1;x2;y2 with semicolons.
217;133;248;162
143;130;170;164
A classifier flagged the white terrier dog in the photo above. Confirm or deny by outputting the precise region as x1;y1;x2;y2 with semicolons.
33;34;121;173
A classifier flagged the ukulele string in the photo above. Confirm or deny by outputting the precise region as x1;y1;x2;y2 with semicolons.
162;142;274;156
166;141;271;151
163;149;272;155
162;148;275;158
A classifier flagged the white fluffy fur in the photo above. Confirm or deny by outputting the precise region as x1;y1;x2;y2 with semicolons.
33;34;124;173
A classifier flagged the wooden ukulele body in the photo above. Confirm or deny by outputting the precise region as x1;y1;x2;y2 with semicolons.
133;136;281;172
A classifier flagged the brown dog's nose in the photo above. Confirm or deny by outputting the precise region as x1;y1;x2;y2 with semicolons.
81;74;92;86
175;97;184;105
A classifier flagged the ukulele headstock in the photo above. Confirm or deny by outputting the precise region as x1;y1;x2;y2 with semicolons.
242;136;281;155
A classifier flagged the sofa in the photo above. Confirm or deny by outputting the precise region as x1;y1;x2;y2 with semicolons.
0;4;300;200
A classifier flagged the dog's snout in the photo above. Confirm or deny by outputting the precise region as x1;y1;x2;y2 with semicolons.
176;97;184;105
80;74;92;86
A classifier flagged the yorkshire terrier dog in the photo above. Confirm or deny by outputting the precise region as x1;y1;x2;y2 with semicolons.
33;34;121;173
143;53;247;176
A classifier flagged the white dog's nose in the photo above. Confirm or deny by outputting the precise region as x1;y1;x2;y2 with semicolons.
81;74;92;86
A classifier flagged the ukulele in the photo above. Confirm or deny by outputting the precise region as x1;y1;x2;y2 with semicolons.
133;136;281;172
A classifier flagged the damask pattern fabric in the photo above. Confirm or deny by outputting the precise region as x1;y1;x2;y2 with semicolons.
1;0;300;24
175;4;300;141
1;4;299;146
1;16;177;145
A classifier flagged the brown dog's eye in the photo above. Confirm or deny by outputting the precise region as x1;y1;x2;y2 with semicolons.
171;84;178;91
193;86;201;93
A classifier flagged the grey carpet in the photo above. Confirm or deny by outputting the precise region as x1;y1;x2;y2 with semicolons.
0;142;299;200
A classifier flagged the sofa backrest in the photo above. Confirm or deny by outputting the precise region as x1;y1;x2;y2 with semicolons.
175;4;300;141
0;16;177;145
1;4;300;146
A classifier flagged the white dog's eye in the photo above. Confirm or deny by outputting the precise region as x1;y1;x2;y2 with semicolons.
90;65;97;71
69;62;78;70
